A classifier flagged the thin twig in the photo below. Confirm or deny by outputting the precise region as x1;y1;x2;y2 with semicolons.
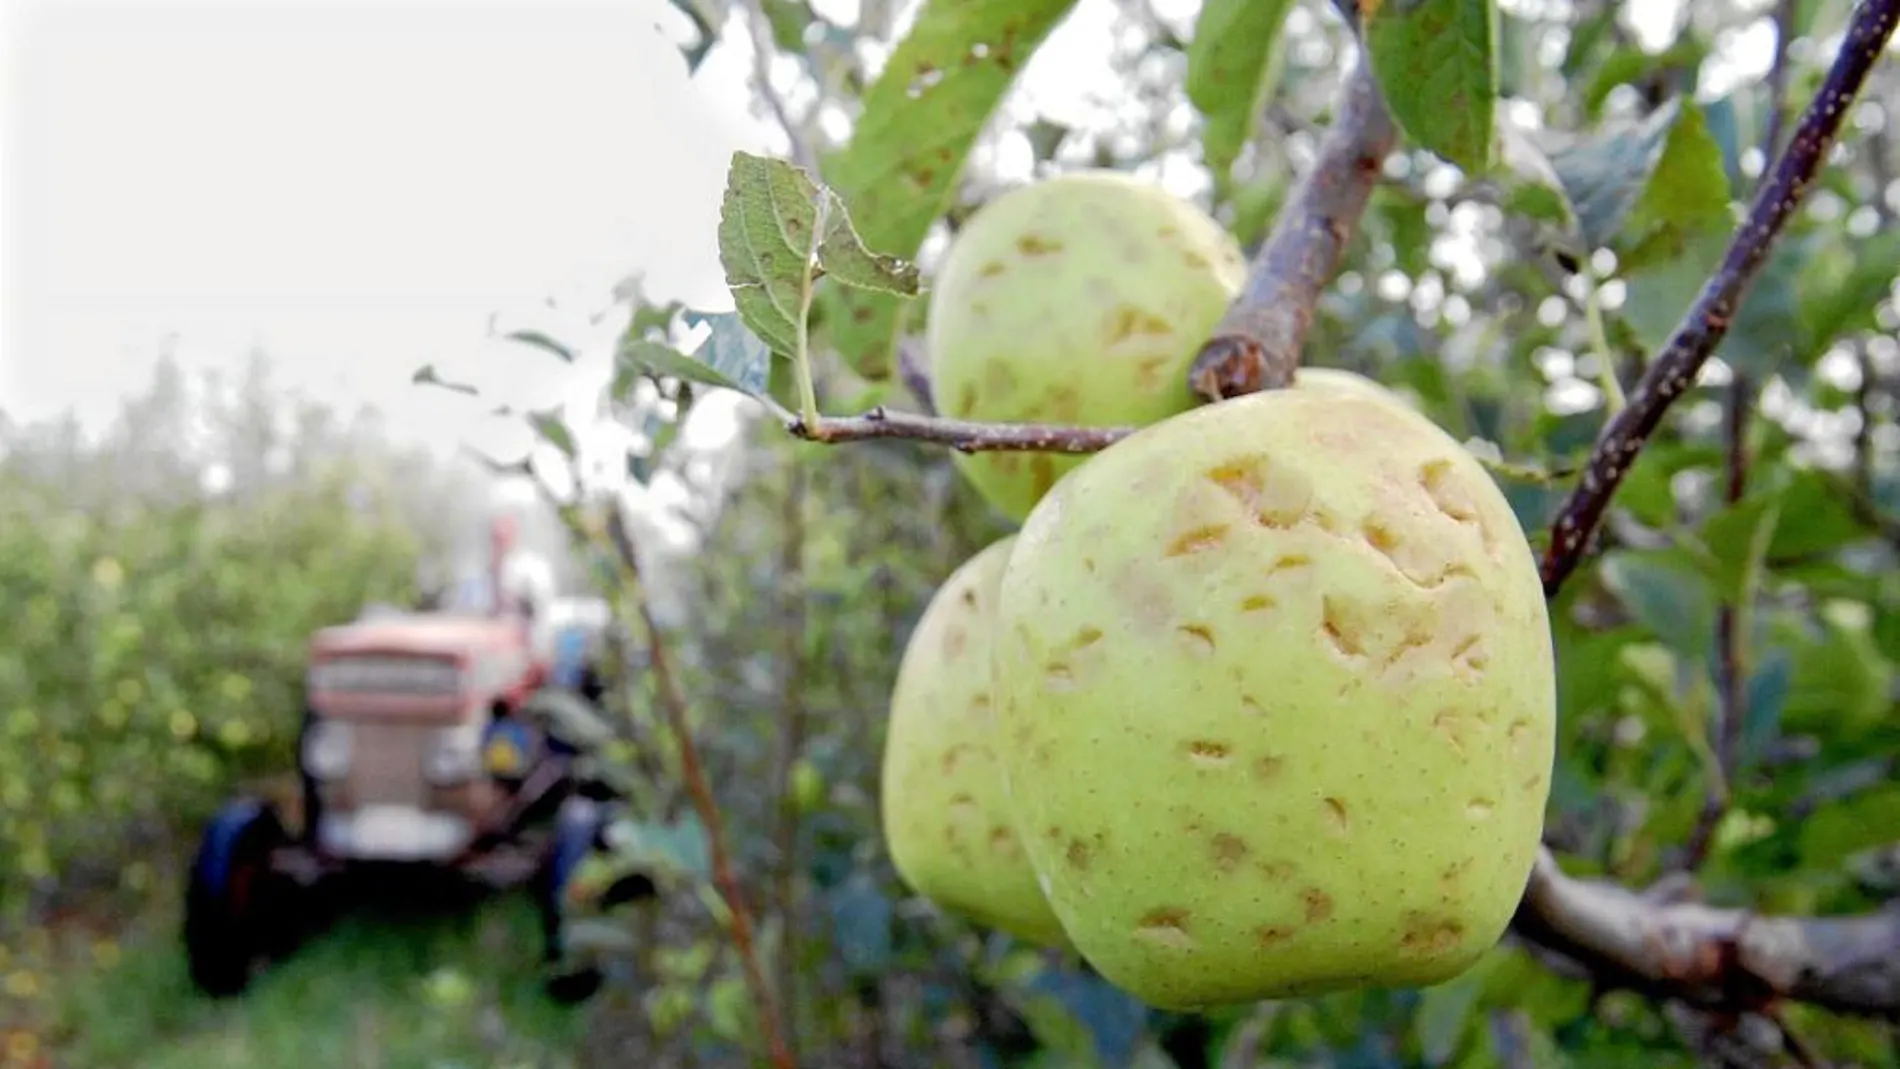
896;337;936;416
604;506;798;1069
1682;375;1753;872
769;455;809;1060
1537;0;1900;598
740;0;819;173
1186;54;1398;400
1855;344;1879;499
791;407;1134;452
1760;0;1800;180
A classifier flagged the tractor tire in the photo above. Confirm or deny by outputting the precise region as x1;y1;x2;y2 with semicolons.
183;798;298;997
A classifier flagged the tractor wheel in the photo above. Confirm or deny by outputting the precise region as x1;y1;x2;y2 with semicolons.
536;796;606;1004
183;798;298;997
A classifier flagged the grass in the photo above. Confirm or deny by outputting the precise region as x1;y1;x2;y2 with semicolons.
9;881;592;1069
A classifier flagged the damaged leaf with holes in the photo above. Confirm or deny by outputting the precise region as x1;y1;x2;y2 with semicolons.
718;150;921;361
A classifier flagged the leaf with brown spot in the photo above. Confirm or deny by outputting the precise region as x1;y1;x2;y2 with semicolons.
1186;0;1297;183
1362;0;1499;173
719;151;920;361
816;0;1082;379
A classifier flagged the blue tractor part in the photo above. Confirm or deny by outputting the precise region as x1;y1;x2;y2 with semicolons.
549;624;592;692
536;796;612;1003
183;798;299;997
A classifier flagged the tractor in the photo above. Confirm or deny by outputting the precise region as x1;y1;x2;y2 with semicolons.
180;554;633;1000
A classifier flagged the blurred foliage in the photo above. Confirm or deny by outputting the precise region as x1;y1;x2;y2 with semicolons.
0;353;484;924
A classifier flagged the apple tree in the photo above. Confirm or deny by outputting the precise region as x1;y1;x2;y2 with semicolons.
465;0;1900;1065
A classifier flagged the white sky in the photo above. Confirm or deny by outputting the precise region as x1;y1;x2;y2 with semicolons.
0;0;1743;478
0;0;780;465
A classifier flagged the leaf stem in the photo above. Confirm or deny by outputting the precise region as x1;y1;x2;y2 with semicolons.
1537;0;1900;598
1583;284;1627;417
1680;375;1756;873
793;214;827;439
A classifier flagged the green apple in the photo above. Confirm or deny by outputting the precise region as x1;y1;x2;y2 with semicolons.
1294;367;1418;411
926;171;1248;523
990;388;1556;1010
881;536;1069;948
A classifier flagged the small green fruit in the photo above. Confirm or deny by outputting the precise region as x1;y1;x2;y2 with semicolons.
992;388;1556;1010
927;171;1247;523
790;758;826;813
881;536;1068;948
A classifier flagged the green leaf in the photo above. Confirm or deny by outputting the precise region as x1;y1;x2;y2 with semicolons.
506;329;579;364
1363;0;1500;173
1740;646;1791;768
665;0;721;71
1701;92;1747;191
1415;971;1484;1065
1598;548;1719;664
1617;228;1728;353
719;153;823;357
615;316;790;421
1799;228;1900;349
559;918;640;957
760;0;814;53
1547;97;1725;253
602;813;713;881
1622;227;1810;374
526;409;576;457
410;364;479;397
1619;98;1732;269
1186;0;1297;183
687;310;778;392
626;298;685;340
718;151;921;361
818;0;1082;379
1494;122;1579;229
1798;784;1900;868
828;872;893;974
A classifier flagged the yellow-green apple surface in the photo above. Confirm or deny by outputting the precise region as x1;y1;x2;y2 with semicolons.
989;388;1556;1009
1294;367;1419;411
881;536;1069;947
926;170;1247;523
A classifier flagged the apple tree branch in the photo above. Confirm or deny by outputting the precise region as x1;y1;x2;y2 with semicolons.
1185;55;1398;401
1536;0;1900;598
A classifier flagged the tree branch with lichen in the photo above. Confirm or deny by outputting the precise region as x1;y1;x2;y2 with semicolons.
1514;847;1900;1020
1186;54;1398;401
1514;0;1900;1018
1537;0;1900;599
